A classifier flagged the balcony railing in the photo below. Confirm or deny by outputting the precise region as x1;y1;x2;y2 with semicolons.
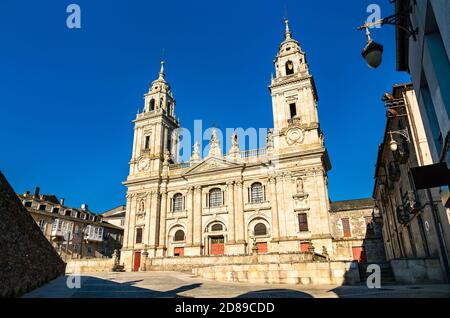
240;148;267;159
84;225;104;242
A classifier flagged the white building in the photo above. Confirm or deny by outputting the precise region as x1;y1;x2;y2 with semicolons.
120;19;383;273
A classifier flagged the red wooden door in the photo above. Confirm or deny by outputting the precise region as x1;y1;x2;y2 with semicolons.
174;247;184;257
300;242;310;252
352;246;367;263
257;242;268;254
210;237;225;255
133;251;141;272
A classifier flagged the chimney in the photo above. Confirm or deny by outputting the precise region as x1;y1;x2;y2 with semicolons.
34;186;40;198
81;203;88;211
60;198;65;206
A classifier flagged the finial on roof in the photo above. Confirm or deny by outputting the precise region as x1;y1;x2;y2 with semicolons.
284;18;292;40
158;60;165;80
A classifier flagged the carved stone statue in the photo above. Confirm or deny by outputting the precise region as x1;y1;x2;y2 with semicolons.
139;200;145;213
296;178;304;194
190;141;201;163
163;149;171;163
267;129;274;149
208;128;222;158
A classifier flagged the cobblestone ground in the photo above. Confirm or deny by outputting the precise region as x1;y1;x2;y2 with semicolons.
23;271;450;298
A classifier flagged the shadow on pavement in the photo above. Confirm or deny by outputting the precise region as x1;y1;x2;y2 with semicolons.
68;276;202;298
237;289;313;298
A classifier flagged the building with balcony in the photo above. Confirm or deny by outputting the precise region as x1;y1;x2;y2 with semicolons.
373;83;450;283
395;0;450;208
18;187;123;260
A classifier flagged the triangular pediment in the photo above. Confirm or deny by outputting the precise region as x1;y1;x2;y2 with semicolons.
183;156;242;176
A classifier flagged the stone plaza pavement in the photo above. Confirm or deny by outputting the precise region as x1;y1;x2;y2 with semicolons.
23;271;450;298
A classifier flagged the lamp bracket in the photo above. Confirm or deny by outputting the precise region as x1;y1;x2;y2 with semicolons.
389;129;411;143
357;5;418;42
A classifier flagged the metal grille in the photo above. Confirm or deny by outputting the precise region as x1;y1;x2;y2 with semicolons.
209;188;223;208
173;193;183;212
251;183;264;204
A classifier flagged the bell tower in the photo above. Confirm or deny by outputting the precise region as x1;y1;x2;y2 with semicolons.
269;19;324;154
128;61;180;178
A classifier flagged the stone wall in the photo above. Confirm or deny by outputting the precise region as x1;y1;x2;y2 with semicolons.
390;258;445;284
145;252;319;272
0;172;66;297
192;261;360;285
65;258;117;274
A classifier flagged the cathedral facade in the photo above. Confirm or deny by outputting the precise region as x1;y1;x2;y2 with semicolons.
120;20;384;272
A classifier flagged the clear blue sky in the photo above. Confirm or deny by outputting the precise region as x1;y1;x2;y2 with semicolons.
0;0;410;212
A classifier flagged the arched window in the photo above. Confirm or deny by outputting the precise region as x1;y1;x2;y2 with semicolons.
174;230;185;242
211;223;223;232
149;99;155;111
250;183;264;204
285;61;294;75
254;223;267;236
172;193;184;212
209;188;223;208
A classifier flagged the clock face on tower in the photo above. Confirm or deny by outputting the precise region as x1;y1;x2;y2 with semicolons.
137;157;150;172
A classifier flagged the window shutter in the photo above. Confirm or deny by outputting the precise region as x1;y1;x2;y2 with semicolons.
248;187;251;203
222;191;225;206
183;196;185;210
206;193;209;208
263;185;266;202
170;198;173;212
342;218;351;237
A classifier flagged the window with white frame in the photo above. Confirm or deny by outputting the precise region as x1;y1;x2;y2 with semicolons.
208;188;223;208
250;182;264;204
172;193;184;212
38;219;46;232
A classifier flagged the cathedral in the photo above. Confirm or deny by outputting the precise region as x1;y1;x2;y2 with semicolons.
120;19;385;276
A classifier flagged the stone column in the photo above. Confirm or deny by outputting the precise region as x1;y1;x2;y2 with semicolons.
193;186;203;248
269;176;280;239
122;194;132;248
235;180;245;243
186;187;194;246
148;190;160;255
227;181;235;243
158;188;168;253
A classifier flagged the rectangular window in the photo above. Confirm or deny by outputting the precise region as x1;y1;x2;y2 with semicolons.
39;205;46;211
289;103;297;118
298;213;309;232
24;201;32;208
135;228;143;244
342;218;351;238
144;136;150;150
120;219;125;226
